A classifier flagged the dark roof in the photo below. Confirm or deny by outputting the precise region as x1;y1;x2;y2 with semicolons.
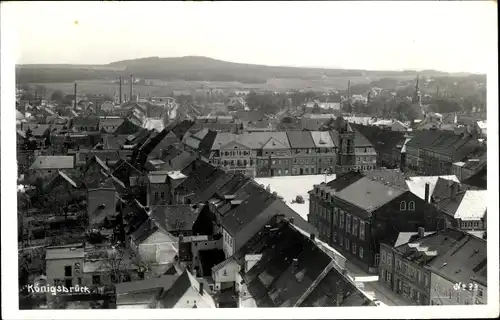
130;219;158;243
22;123;51;136
233;110;265;122
149;205;200;232
158;270;202;308
299;267;373;307
215;173;251;198
425;232;486;285
123;200;150;235
198;249;226;277
99;117;125;128
177;161;221;195
462;166;487;190
159;146;198;172
192;171;235;204
101;134;129;150
238;221;332;307
286;131;315;149
395;228;466;266
220;182;276;237
351;124;406;154
406;130;481;158
72;116;100;127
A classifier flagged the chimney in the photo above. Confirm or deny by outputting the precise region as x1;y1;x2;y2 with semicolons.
292;258;298;268
288;217;294;225
310;233;316;241
74;83;77;110
418;227;425;238
199;282;204;295
424;183;430;203
130;75;133;101
119;76;122;104
450;183;459;198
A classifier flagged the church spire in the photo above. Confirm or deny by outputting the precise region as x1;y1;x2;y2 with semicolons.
413;75;422;106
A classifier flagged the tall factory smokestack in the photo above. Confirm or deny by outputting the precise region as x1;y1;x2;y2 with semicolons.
347;80;351;101
130;74;133;102
119;76;122;104
74;83;77;110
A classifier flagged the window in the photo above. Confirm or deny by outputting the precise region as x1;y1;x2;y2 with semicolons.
161;192;165;200
456;293;460;303
408;201;415;211
64;266;72;277
339;235;343;246
345;238;350;250
359;247;364;258
352;218;358;236
333;232;337;243
415;270;420;283
424;274;429;287
65;279;72;288
340;212;345;228
387;253;392;266
396;260;401;271
478;288;484;297
387;272;392;283
374;253;380;267
352;243;357;254
402;263;407;274
154;192;159;201
359;221;365;240
92;275;101;285
381;251;387;263
333;209;338;226
400;201;407;211
78;277;82;285
346;214;351;233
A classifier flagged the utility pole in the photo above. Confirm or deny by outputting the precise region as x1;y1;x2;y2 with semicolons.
74;83;77;110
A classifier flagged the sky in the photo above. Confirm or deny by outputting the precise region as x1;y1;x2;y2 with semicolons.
2;1;497;73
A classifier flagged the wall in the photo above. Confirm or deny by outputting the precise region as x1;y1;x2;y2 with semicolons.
222;229;234;258
171;287;216;308
213;259;240;289
137;230;179;265
191;238;223;274
430;272;482;305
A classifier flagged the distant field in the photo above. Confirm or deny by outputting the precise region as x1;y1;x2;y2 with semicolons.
32;73;420;97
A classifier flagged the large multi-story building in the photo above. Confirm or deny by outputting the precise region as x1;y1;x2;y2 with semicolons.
308;170;446;273
187;127;376;177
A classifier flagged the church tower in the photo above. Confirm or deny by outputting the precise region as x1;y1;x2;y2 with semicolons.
412;75;422;106
335;117;356;173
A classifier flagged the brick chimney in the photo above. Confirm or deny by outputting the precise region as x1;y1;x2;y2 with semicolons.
424;183;430;203
310;233;316;241
199;282;204;295
418;227;425;238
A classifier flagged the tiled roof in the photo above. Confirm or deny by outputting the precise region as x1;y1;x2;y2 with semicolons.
150;205;200;232
310;131;336;148
238;222;336;308
177;162;222;195
192;172;235;204
30;156;74;170
99;117;125;128
148;173;167;184
215;173;251;198
158;270;213;308
220;183;276;236
435;190;487;221
405;130;481;158
351;124;406;154
462;166;487;190
363;169;409;190
46;245;85;260
286;131;315;149
405;175;459;201
130;219;159;244
393;231;436;248
115;274;179;295
22;123;51;136
426;233;486;285
72;116;99;127
324;171;405;213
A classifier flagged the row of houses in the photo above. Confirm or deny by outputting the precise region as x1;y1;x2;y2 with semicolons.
40;140;376;308
183;122;377;178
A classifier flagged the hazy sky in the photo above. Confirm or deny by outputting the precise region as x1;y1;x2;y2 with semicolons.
2;1;497;73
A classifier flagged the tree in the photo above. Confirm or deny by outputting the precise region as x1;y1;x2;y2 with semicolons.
312;103;321;114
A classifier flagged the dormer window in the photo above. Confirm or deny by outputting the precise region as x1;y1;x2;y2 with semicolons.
408;201;415;211
400;201;407;211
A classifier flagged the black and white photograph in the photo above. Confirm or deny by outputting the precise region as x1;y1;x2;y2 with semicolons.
1;1;498;319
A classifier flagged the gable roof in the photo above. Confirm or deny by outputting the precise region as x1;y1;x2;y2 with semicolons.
115;274;179;295
149;205;201;232
310;131;336;148
158;270;213;308
286;131;315;149
130;219;159;244
220;182;276;236
30;156;74;170
406;130;481;158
